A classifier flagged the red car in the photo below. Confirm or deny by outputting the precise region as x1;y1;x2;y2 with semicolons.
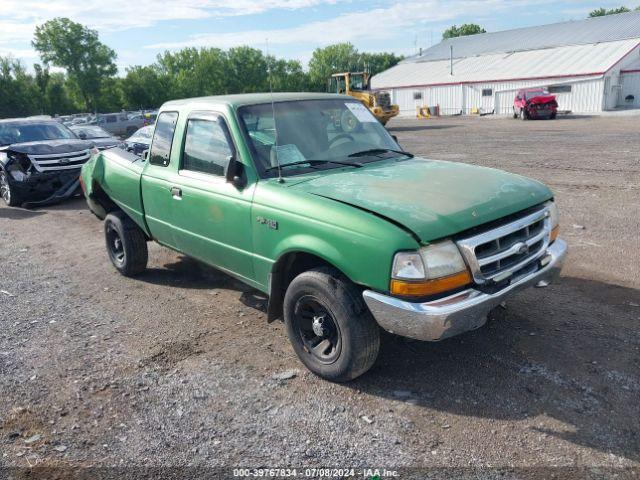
513;89;558;120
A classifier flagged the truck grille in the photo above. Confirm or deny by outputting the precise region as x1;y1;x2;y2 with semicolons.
28;150;92;172
456;207;551;285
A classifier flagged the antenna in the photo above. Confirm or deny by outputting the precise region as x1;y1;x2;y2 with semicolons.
266;38;283;183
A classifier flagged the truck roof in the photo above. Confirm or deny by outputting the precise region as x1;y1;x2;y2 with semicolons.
162;92;347;110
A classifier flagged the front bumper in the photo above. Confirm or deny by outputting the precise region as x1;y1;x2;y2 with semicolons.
10;168;82;207
363;238;568;342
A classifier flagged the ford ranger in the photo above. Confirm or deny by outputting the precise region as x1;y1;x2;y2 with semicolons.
80;93;567;382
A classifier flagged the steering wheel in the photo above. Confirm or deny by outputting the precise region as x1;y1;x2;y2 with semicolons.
329;133;354;148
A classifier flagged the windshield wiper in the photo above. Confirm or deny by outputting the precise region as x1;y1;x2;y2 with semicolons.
348;148;414;158
265;159;363;172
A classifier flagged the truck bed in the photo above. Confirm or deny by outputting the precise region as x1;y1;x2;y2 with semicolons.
83;148;148;232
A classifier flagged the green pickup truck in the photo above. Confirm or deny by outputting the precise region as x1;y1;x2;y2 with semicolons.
80;92;567;382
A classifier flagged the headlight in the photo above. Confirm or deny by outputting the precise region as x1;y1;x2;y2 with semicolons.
544;200;560;243
391;240;471;297
391;252;425;279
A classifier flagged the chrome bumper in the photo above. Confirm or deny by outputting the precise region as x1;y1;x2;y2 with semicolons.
363;238;568;342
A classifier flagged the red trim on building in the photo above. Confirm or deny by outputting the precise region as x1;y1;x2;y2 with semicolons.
373;72;604;91
621;69;640;74
604;42;640;73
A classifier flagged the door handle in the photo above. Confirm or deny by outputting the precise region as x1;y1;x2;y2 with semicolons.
170;186;182;200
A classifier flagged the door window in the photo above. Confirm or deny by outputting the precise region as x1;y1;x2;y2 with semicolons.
149;112;178;166
182;118;233;177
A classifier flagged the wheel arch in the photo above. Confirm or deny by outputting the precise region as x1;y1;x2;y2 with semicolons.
267;249;353;323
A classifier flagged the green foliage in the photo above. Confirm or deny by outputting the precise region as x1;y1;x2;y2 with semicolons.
307;43;403;91
32;17;117;110
2;17;403;119
442;24;487;39
588;6;632;16
0;57;41;118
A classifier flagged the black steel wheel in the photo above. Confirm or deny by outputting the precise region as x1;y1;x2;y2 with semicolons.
106;222;126;268
284;266;380;382
104;211;148;277
292;296;342;365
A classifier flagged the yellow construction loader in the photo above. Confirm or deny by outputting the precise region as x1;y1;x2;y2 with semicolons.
328;72;399;126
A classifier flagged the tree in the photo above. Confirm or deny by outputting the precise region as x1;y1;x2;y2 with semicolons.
442;23;486;39
0;56;40;118
122;65;170;110
32;18;117;111
308;43;360;91
589;6;631;16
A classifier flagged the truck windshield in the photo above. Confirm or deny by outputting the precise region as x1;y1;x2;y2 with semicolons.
239;99;403;178
0;122;76;146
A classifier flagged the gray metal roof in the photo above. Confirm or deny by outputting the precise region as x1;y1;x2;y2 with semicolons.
406;11;640;63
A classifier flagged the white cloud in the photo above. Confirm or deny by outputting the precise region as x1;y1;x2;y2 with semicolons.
0;0;339;57
145;0;518;50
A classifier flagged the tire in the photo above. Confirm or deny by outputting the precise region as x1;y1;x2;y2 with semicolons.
0;170;22;207
550;112;557;120
519;108;528;120
283;266;380;382
512;108;518;119
104;211;148;277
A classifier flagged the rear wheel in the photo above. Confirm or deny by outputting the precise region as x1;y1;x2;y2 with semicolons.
550;112;557;120
104;211;148;276
284;267;380;382
0;170;21;207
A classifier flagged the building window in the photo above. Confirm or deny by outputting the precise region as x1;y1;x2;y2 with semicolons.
548;85;572;93
413;91;422;100
482;88;493;97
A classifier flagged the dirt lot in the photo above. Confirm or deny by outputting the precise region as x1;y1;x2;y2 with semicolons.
1;115;639;478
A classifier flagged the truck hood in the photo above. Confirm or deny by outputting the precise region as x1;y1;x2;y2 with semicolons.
6;139;94;154
291;158;552;242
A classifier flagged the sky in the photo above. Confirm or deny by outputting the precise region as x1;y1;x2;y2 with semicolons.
0;0;639;73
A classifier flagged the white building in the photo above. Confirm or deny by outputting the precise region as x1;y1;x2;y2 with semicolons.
371;11;640;116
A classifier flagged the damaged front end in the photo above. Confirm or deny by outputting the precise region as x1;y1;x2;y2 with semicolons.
0;145;93;208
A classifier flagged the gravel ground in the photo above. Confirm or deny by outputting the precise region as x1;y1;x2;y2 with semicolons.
1;115;639;478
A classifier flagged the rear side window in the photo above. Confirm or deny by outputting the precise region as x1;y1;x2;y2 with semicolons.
182;117;233;176
149;112;178;166
106;116;116;123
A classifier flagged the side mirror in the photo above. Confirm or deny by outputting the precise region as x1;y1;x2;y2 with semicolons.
226;155;246;189
78;132;87;140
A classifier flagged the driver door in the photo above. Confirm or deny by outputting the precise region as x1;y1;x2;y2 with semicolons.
169;111;256;283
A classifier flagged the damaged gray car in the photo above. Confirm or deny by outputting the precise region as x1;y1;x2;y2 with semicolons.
0;118;96;208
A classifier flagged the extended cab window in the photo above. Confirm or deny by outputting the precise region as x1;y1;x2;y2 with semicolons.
149;112;178;166
182;117;233;176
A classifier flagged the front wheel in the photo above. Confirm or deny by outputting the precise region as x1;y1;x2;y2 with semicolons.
519;108;528;120
104;211;148;277
283;267;380;382
0;170;21;207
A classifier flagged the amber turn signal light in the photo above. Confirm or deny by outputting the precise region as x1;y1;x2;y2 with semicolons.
390;270;472;297
550;225;559;243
